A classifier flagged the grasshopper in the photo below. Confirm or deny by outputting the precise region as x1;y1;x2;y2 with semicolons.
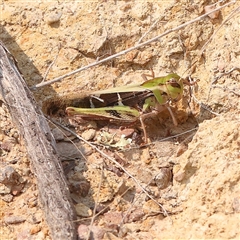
65;73;186;143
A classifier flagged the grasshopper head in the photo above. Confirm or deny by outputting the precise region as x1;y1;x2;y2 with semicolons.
166;76;183;102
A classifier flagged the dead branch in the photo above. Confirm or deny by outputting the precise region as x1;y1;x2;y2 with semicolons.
0;42;77;240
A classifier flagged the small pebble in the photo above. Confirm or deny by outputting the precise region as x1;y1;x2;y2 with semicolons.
30;225;41;235
155;167;172;190
82;129;96;141
204;4;220;19
45;12;62;25
9;129;19;139
143;199;160;215
52;127;64;141
75;203;92;217
174;171;186;182
4;215;26;224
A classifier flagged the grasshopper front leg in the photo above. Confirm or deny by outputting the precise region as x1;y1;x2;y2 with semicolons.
165;104;178;126
139;102;178;143
139;110;158;143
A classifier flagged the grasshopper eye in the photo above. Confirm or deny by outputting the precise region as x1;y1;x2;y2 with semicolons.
167;78;181;89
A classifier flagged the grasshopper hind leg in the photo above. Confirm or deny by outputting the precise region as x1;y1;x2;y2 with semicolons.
139;115;148;143
139;104;178;143
139;110;159;143
165;105;178;126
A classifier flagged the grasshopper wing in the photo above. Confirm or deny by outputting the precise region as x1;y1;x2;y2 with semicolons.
93;83;147;95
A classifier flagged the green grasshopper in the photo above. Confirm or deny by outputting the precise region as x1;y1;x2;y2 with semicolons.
65;73;186;143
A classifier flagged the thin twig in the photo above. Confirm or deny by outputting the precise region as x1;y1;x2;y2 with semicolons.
137;18;163;44
156;127;199;142
184;76;222;116
211;85;240;96
211;67;240;84
192;94;221;116
207;67;240;100
31;0;236;90
41;47;60;83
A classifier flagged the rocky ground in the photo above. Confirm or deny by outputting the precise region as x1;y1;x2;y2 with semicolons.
0;1;240;239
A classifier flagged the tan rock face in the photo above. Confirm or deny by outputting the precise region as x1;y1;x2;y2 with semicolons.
1;1;239;239
170;114;240;239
